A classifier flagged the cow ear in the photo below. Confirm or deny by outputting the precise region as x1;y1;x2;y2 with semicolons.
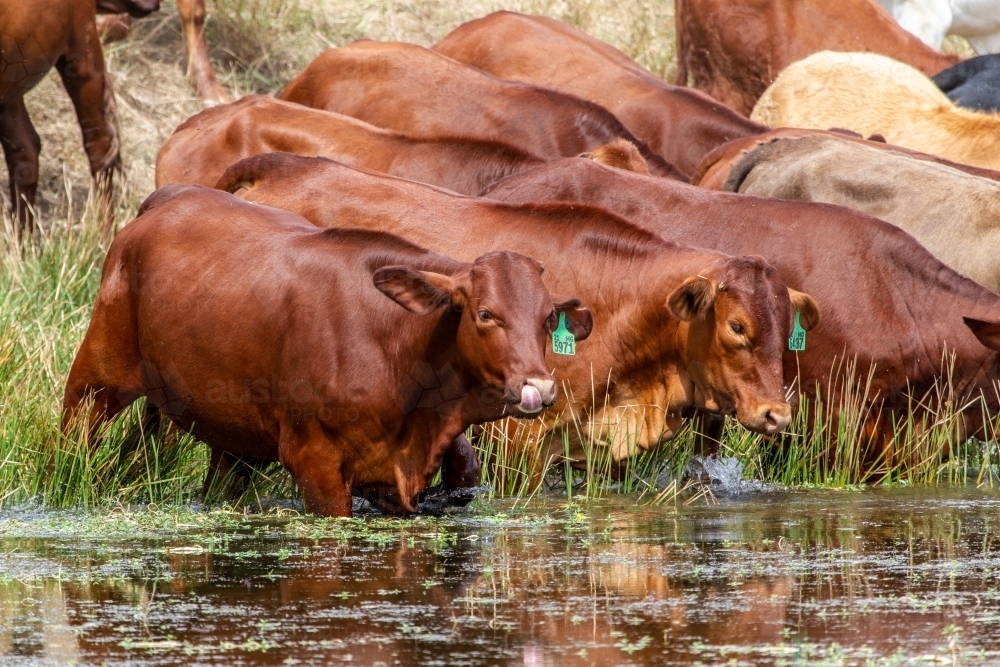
373;266;455;315
788;289;820;331
552;298;594;341
667;276;716;321
964;316;1000;351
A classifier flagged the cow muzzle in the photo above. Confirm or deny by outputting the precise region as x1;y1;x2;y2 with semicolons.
739;401;792;435
509;378;557;415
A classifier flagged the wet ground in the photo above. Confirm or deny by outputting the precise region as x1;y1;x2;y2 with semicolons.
2;487;1000;665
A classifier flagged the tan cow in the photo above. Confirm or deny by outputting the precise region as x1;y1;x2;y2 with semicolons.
718;134;1000;291
752;51;1000;171
693;128;1000;190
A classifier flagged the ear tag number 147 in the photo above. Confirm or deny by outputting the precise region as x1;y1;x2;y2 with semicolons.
788;310;807;351
552;312;576;356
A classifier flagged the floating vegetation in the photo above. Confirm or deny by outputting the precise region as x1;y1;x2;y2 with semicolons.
2;490;1000;665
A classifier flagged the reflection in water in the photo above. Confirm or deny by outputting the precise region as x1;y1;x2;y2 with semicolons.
1;488;999;665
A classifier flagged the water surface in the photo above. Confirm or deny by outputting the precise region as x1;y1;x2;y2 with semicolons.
2;487;1000;665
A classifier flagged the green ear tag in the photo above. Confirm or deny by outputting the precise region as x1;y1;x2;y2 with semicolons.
552;312;576;356
788;310;807;351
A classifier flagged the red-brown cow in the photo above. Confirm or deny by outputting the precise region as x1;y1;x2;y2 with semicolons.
1;0;125;237
674;0;960;115
279;40;683;180
155;95;549;195
479;157;1000;460
216;152;819;463
432;11;764;179
63;185;591;516
692;128;1000;190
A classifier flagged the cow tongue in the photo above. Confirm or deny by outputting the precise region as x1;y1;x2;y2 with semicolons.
519;385;543;413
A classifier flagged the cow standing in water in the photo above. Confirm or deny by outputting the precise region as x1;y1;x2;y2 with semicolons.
216;153;819;463
477;157;1000;461
0;0;155;238
98;0;226;105
63;186;592;516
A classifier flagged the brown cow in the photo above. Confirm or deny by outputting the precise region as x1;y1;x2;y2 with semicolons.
478;157;1000;459
714;134;1000;292
63;185;591;516
155;95;550;194
216;152;819;462
674;0;960;115
432;11;764;179
693;128;1000;190
278;40;682;180
752;51;1000;171
97;0;226;105
1;0;127;238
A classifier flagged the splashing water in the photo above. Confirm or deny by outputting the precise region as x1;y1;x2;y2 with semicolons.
684;456;772;495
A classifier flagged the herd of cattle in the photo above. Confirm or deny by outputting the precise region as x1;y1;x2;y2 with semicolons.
10;0;1000;515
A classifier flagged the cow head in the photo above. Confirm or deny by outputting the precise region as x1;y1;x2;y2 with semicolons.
374;251;592;418
96;0;160;17
668;256;819;435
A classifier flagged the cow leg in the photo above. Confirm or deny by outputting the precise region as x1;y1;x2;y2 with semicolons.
62;274;145;443
353;485;411;516
279;429;352;517
97;14;133;42
56;30;120;241
62;340;144;448
177;0;227;106
0;97;41;239
441;433;481;491
202;449;268;501
420;429;482;506
692;410;725;457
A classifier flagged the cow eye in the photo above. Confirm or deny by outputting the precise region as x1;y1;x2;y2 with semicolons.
729;321;744;335
478;309;492;322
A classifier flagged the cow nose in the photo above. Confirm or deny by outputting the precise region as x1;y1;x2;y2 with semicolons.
526;378;557;406
761;403;791;435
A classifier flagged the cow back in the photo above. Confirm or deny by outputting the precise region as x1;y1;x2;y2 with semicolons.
433;11;764;178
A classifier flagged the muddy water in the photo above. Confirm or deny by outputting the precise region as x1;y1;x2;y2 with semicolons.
2;488;1000;665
